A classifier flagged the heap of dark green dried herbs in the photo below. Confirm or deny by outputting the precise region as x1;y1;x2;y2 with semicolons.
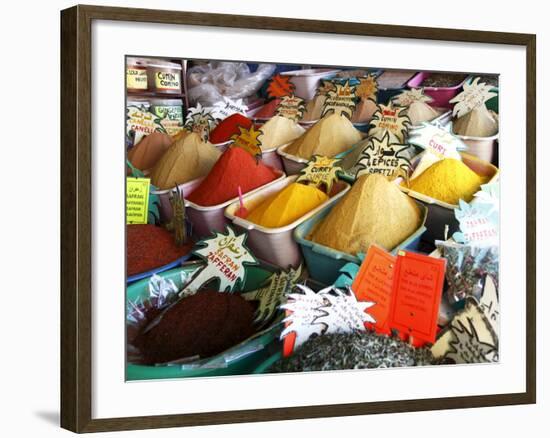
270;331;435;373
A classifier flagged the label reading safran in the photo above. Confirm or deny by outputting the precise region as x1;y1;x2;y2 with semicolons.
126;177;150;224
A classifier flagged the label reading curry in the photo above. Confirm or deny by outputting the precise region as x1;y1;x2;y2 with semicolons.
126;67;148;90
296;155;342;193
155;71;181;91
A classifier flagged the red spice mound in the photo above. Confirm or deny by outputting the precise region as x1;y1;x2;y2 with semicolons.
209;113;253;144
126;224;193;276
134;290;256;364
253;98;281;119
187;146;279;206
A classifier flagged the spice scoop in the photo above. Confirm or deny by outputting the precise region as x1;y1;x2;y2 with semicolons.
235;186;249;218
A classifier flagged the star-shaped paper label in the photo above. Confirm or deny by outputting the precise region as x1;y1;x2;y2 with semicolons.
184;103;215;142
355;132;411;180
295;155;342;193
230;125;263;159
316;79;336;96
275;94;306;121
241;265;303;328
392;88;433;107
431;298;498;363
450;76;498;118
280;284;375;355
355;74;378;101
368;104;411;143
321;80;358;119
180;226;258;295
126;106;167;145
453;198;499;247
210;97;249;121
408;123;466;179
267;74;295;98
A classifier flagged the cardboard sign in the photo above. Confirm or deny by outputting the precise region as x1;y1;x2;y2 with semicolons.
351;245;396;335
275;94;306;121
408;123;465;179
388;250;446;344
392;88;433;107
181;226;258;295
295;155;342;193
368;104;411;143
230;125;263;159
165;186;187;246
184;103;215;141
450;76;498;118
241;265;302;327
126;106;167;145
210;97;249;120
431;297;498;363
355;74;378;101
479;275;499;334
126;177;150;224
267;74;295;98
280;285;375;356
355;132;411;179
321;80;357;119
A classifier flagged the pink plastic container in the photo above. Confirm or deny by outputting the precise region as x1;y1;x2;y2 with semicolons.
407;72;469;109
184;170;285;239
225;175;351;268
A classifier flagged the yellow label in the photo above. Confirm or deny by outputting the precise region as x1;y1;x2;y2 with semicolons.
126;177;150;224
126;68;148;90
155;71;181;91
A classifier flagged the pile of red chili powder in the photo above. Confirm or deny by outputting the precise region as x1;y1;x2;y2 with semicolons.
134;290;256;364
186;146;279;206
127;224;193;276
209;113;253;144
253;98;281;120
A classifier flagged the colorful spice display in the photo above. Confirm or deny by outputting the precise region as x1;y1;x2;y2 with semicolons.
258;115;305;150
127;131;173;172
126;224;193;276
187;146;279;206
246;183;328;228
285;113;363;159
150;131;221;190
125;59;501;381
310;174;422;254
209;113;253;144
408;158;485;205
134;290;255;364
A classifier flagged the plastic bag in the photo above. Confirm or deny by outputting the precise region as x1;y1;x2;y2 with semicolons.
435;240;499;305
187;62;276;106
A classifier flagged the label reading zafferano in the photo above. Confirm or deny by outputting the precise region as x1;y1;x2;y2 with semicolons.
155;71;181;91
126;68;148;90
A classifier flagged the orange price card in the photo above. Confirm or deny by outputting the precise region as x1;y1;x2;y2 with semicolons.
351;245;395;334
388;250;446;344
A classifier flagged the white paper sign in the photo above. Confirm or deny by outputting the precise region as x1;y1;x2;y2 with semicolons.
450;77;498;118
210;97;249;120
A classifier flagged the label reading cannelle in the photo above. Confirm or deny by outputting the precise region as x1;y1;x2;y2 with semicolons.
127;67;148;90
155;71;181;91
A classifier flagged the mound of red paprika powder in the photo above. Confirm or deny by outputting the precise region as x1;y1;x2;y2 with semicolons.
209;113;253;144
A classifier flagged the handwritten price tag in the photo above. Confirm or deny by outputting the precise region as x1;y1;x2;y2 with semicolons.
267;74;295;98
355;75;378;101
126;106;167;145
184;103;215;142
388;250;446;344
126;177;150;224
276;94;306;121
351;245;396;335
321;80;357;119
181;226;258;295
231;125;263;159
211;97;249;120
295;155;342;193
368;104;411;143
355;132;411;180
450;77;498;118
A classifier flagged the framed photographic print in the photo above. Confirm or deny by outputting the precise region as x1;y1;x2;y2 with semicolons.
60;4;536;433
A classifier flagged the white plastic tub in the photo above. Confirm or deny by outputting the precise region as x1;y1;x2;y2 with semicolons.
280;69;340;100
454;132;499;163
276;142;309;175
150;177;204;223
260;147;284;171
185;170;286;239
225;175;351;268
